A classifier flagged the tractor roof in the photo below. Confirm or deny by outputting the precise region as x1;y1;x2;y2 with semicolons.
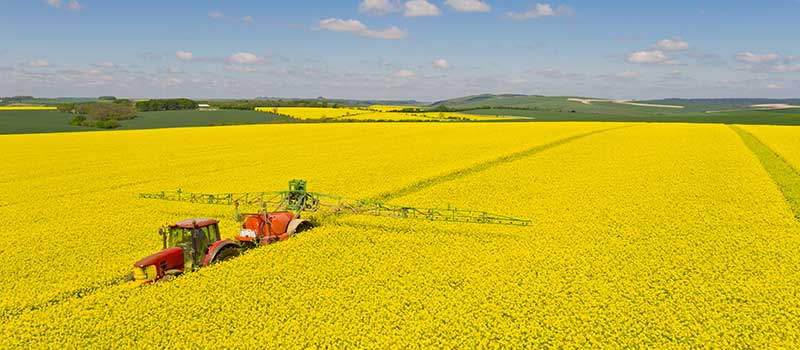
170;218;218;229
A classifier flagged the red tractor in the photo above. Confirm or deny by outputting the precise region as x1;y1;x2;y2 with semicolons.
132;180;529;285
131;210;311;284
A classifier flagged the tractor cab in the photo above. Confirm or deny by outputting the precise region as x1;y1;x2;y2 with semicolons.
130;218;240;285
164;218;221;268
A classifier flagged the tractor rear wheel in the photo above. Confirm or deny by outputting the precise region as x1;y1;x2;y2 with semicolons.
293;221;314;235
213;247;239;264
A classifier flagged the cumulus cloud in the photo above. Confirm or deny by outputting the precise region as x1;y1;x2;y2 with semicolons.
318;18;408;40
627;50;677;65
45;0;61;7
175;51;194;61
444;0;491;12
393;69;416;78
228;52;268;65
27;60;50;68
242;16;254;23
209;11;224;19
735;52;780;64
359;0;398;16
405;0;442;17
432;58;450;69
655;38;689;51
506;3;574;20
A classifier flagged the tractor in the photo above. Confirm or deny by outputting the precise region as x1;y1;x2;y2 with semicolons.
130;180;530;285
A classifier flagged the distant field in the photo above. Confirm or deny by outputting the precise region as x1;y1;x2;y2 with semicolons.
259;107;512;121
119;110;292;130
2;102;800;135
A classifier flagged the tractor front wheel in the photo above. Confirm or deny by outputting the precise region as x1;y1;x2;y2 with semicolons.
157;269;183;283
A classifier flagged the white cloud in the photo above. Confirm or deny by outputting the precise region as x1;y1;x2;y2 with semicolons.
766;83;783;89
655;38;689;51
66;0;81;10
393;69;417;78
318;18;408;40
404;0;441;17
359;0;398;16
444;0;491;12
45;0;61;8
228;52;268;65
27;60;50;68
175;51;194;61
242;16;254;23
506;3;574;20
735;52;780;64
210;11;224;19
627;50;677;65
432;58;450;69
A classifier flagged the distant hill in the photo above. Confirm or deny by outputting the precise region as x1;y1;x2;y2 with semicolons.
429;94;800;116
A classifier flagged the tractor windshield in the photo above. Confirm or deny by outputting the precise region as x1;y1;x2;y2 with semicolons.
168;228;194;248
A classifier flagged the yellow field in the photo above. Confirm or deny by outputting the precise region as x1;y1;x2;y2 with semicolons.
1;122;799;348
0;106;57;111
255;107;510;121
368;105;417;112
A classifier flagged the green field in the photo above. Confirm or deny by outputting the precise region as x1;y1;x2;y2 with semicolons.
0;110;292;134
0;111;88;134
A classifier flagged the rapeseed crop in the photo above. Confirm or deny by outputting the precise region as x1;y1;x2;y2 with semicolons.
0;106;57;111
1;122;798;348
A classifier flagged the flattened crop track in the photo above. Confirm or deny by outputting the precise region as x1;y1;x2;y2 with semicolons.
371;125;633;202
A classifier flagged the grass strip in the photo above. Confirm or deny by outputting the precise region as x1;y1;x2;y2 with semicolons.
731;125;800;221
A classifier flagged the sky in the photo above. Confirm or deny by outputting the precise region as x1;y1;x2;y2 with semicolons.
1;0;799;101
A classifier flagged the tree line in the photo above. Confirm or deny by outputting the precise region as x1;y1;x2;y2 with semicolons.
135;98;198;112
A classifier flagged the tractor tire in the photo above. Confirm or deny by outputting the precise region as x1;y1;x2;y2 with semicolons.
212;247;239;264
294;221;313;234
288;220;314;237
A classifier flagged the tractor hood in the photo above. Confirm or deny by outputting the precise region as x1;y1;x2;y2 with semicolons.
134;247;184;268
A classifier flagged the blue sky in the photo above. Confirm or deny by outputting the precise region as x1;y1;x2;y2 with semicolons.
1;0;799;100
